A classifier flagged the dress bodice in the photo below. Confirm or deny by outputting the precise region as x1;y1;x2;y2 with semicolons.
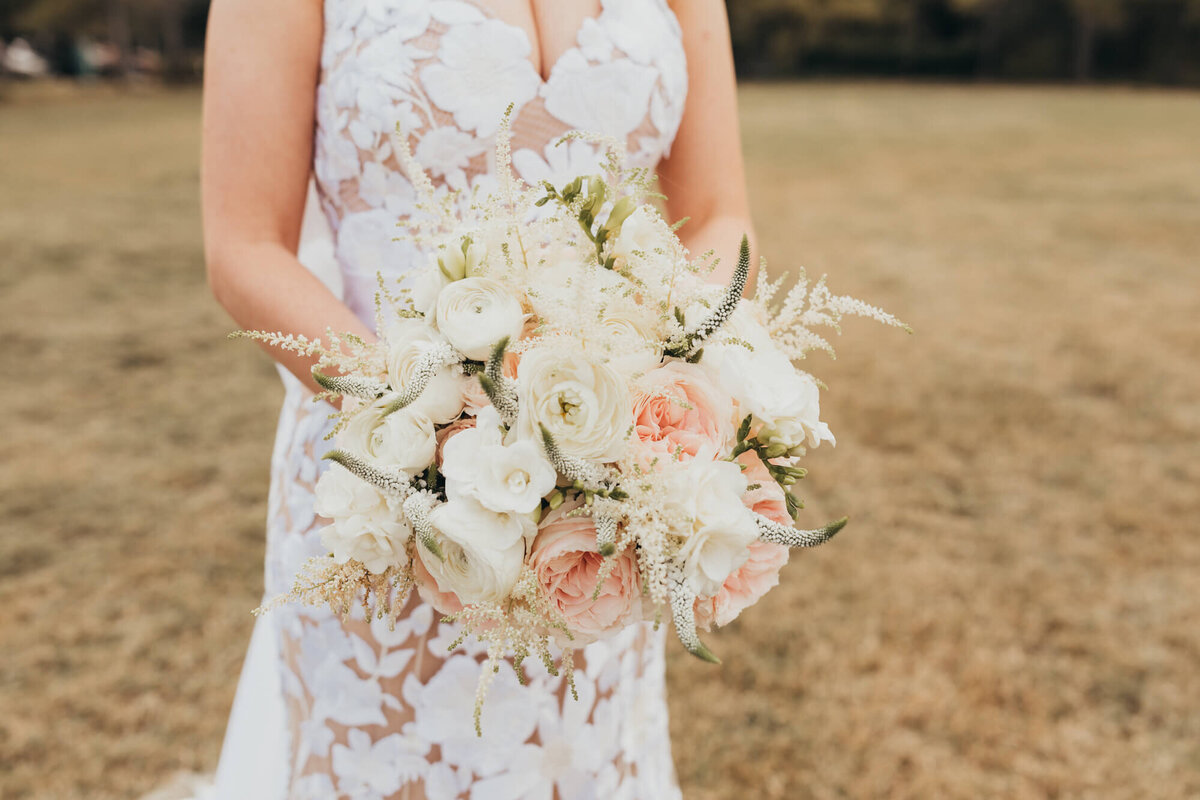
313;0;688;325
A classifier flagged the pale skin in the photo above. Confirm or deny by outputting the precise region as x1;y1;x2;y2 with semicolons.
202;0;757;396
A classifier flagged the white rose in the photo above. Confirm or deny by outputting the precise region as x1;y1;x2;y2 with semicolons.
610;206;672;265
417;496;532;605
314;465;410;574
704;303;835;453
342;397;438;474
434;276;527;361
665;459;759;597
516;348;633;462
313;462;389;520
374;410;438;473
320;513;411;574
441;407;557;514
384;317;467;424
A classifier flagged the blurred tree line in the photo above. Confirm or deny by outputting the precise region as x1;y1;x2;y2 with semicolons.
1;0;208;79
3;0;1199;84
726;0;1200;83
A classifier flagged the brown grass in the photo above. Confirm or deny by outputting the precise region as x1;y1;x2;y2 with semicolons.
1;83;1198;799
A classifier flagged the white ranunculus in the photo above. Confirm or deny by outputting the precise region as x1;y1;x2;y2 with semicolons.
384;317;467;424
610;206;673;266
664;459;759;597
597;306;662;377
704;303;835;453
320;512;411;575
515;348;632;463
441;407;557;514
342;397;437;474
433;277;526;361
417;496;532;605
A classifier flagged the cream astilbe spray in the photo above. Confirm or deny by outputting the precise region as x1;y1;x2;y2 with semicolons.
442;568;578;736
751;268;911;362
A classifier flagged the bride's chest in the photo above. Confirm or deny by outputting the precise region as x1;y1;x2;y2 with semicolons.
316;0;688;181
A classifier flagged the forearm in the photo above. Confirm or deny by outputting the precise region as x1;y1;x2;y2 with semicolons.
207;241;375;395
678;213;759;292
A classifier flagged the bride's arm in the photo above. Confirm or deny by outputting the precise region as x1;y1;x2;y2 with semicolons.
202;0;373;395
659;0;758;290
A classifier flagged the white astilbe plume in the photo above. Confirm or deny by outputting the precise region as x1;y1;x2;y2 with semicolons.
443;568;578;736
753;269;911;360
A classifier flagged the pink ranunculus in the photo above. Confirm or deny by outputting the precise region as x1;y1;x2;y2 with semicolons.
434;416;476;467
462;350;521;415
631;362;734;471
461;376;491;415
529;502;641;644
411;545;465;617
693;452;792;630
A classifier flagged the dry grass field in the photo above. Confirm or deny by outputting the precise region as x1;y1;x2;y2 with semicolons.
1;82;1198;799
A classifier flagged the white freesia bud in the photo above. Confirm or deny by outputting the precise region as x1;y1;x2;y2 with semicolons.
384;318;467;424
434;277;527;361
441;406;557;514
516;348;632;463
439;238;487;281
314;465;411;574
416;496;532;605
664;459;758;598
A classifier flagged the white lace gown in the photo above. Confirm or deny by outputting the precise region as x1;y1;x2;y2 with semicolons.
213;1;689;798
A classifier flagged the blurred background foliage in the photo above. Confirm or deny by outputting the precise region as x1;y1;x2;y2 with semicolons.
2;0;1200;84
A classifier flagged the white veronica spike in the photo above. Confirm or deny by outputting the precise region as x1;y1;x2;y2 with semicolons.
669;567;720;664
322;450;413;499
754;513;848;548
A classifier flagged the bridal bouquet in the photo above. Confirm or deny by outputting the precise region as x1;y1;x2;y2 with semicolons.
242;113;905;728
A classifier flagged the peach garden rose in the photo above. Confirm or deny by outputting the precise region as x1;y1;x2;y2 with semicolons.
631;361;734;471
529;502;642;644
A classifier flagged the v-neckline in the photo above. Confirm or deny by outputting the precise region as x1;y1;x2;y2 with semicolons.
468;0;608;85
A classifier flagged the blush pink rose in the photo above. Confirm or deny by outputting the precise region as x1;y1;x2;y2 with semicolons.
693;452;791;630
529;502;641;644
434;417;476;467
631;362;733;471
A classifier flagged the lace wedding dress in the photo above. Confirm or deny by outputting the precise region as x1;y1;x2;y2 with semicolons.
212;2;689;798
